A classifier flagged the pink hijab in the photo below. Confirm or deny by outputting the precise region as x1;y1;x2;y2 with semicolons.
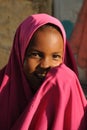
0;13;86;130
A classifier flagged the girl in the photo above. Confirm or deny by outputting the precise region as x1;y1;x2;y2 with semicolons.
0;13;86;130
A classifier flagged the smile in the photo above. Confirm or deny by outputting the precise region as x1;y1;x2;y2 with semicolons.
34;72;46;80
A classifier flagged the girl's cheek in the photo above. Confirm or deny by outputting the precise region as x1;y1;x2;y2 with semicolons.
26;60;37;72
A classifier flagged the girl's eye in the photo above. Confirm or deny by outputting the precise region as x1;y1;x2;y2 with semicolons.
27;52;42;59
53;54;62;60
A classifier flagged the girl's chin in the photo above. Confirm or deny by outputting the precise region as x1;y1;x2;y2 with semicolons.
30;81;43;93
27;75;45;93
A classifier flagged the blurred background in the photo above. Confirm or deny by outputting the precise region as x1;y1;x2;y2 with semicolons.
0;0;87;95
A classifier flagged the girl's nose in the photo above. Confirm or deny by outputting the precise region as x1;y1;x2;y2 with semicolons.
40;58;51;69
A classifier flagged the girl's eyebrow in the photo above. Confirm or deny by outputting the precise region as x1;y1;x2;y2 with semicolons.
27;46;62;54
27;48;43;54
30;49;60;54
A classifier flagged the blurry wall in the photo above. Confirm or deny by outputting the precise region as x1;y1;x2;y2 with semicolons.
53;0;83;23
0;0;52;69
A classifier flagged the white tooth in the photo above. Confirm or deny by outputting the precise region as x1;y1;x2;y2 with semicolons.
38;73;45;77
42;73;45;76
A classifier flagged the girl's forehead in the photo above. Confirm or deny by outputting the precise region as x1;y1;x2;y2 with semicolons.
29;24;63;45
26;27;64;54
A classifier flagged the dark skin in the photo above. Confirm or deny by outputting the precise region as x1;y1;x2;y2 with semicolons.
23;25;64;93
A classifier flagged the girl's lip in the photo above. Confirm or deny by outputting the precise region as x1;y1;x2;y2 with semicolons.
37;73;46;77
34;72;46;79
34;67;50;80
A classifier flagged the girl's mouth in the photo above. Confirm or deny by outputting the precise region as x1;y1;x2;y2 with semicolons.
34;72;46;80
34;67;50;81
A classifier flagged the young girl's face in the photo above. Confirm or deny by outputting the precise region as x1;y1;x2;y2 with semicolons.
24;26;64;92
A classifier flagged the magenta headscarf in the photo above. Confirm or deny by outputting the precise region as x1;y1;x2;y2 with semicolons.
0;13;86;130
